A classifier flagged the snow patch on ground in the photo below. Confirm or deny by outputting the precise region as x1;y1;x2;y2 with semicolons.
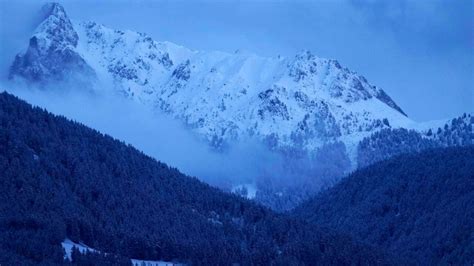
62;239;183;265
62;239;97;260
131;259;182;266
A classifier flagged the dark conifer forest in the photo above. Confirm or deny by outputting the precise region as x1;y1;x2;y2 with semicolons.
294;147;474;265
0;92;391;265
357;114;473;168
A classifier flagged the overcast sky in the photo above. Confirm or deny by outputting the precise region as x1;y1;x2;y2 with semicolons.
1;0;472;121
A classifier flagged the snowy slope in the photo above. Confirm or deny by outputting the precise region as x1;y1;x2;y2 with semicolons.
10;3;412;157
423;113;474;146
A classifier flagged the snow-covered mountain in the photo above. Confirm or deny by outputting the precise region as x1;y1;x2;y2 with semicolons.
17;3;466;210
10;2;412;158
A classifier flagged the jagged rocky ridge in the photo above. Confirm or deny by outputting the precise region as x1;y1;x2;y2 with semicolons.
9;3;472;210
10;3;410;155
10;3;94;84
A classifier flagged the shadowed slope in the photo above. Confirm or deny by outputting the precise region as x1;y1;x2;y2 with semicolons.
0;92;391;265
294;147;474;265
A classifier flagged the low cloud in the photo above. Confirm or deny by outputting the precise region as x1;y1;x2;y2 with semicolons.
1;79;284;190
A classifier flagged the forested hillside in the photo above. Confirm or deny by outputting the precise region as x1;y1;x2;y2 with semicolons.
357;128;439;168
357;114;473;168
0;92;390;265
294;147;474;265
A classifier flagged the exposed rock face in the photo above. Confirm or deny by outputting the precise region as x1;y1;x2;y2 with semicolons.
10;3;410;156
10;3;95;83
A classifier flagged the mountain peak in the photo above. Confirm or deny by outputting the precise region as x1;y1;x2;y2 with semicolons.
295;49;316;60
34;2;78;48
9;2;93;82
40;2;66;20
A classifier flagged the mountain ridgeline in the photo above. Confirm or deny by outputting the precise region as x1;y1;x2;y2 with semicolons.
294;147;474;265
10;3;409;154
0;92;393;265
